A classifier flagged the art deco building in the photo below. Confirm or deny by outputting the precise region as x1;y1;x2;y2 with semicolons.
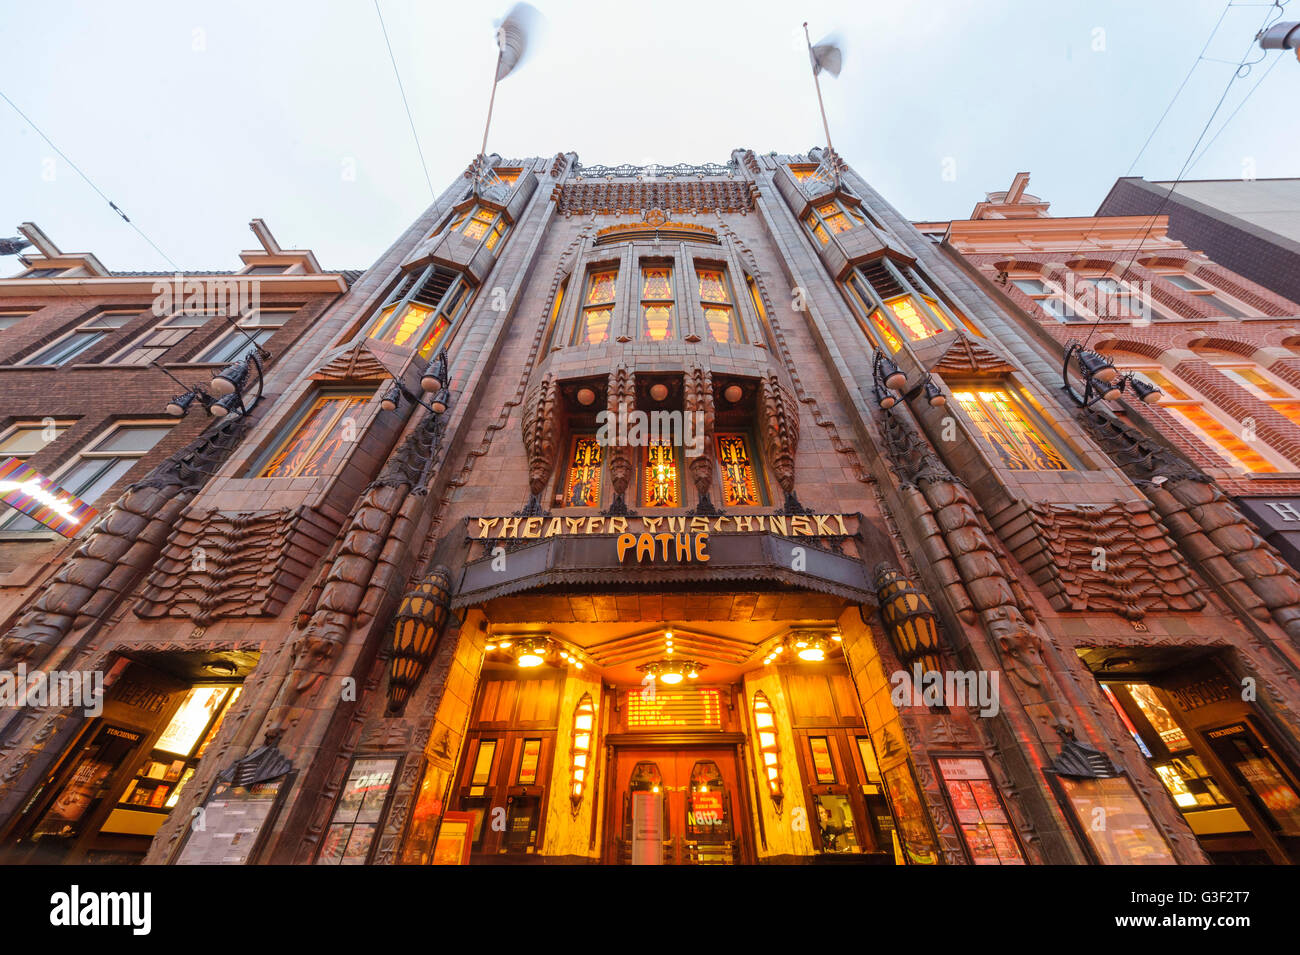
3;153;1300;866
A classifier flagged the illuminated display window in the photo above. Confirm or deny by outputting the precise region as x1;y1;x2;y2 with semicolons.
368;266;471;359
716;433;762;507
1122;363;1293;473
448;204;509;251
935;756;1025;865
641;441;680;507
951;386;1073;471
257;393;370;479
641;265;675;341
561;435;603;507
316;756;399;865
803;198;866;245
573;268;617;345
697;266;744;344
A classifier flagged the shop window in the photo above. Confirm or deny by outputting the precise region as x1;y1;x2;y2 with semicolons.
697;265;744;344
641;440;680;508
22;310;138;366
641;264;675;341
448;203;510;252
316;756;399;864
197;309;294;364
0;422;171;533
1121;364;1292;473
109;310;220;365
715;432;763;507
803;198;866;245
951;386;1074;472
25;723;146;850
573;268;617;345
255;392;370;479
560;434;603;507
117;686;242;816
368;265;470;359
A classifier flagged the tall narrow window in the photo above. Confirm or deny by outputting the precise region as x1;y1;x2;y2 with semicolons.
641;265;675;341
22;310;138;366
1127;367;1289;473
198;309;294;364
642;440;680;508
369;266;470;359
716;433;762;507
257;393;370;478
697;266;744;344
541;277;568;353
0;423;170;532
952;387;1073;471
573;269;616;346
561;435;603;507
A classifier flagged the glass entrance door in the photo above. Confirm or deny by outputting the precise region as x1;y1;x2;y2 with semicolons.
610;747;747;864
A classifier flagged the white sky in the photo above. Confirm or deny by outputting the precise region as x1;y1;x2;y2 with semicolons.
3;0;1297;272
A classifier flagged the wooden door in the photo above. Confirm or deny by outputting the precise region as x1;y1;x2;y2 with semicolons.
607;746;747;864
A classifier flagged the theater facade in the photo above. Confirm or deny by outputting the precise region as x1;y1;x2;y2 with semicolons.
4;151;1300;865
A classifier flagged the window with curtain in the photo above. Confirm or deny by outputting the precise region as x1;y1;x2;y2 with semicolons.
256;393;370;478
573;269;617;346
951;386;1073;471
641;265;675;341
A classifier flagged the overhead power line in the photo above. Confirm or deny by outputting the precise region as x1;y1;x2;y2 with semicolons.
373;0;437;202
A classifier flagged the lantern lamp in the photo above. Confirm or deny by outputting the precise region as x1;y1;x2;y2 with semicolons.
386;566;452;715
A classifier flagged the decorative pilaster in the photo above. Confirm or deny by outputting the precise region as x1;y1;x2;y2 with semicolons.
684;365;717;515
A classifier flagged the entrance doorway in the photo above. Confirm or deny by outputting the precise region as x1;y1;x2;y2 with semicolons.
607;745;751;864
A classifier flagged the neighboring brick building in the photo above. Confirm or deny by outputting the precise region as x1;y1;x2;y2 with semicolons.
4;155;1300;868
1097;177;1300;305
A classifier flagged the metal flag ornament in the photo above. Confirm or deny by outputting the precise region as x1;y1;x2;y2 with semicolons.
474;3;542;200
802;23;845;190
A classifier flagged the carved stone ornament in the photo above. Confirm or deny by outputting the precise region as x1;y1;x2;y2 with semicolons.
683;366;717;515
521;373;561;510
757;372;807;514
604;366;636;516
311;342;392;382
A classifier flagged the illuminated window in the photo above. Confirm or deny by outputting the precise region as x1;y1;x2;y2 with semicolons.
952;386;1073;471
641;264;675;341
716;433;762;506
561;435;603;507
1120;364;1291;473
368;266;471;359
573;269;617;345
257;393;370;478
22;309;138;366
697;265;744;344
751;691;783;805
448;204;509;252
492;167;521;188
641;441;680;507
803;198;866;245
789;164;820;182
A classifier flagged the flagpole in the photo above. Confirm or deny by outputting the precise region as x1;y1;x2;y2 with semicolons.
479;48;503;165
803;22;835;154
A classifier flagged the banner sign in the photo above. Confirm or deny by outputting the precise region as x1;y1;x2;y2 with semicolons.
0;457;98;537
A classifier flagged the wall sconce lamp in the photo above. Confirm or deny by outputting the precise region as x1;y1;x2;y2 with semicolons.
1062;340;1162;408
386;566;452;715
751;691;783;812
154;350;266;420
872;350;946;410
570;693;595;813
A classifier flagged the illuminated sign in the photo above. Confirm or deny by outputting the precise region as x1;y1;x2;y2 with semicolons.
617;531;709;563
470;512;855;541
625;687;723;730
0;457;98;537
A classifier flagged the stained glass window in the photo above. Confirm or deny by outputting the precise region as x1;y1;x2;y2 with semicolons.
697;267;743;344
574;270;617;345
952;388;1072;472
562;436;603;507
641;266;675;341
448;205;508;251
716;433;762;506
369;268;471;359
259;394;369;478
642;441;679;507
803;199;866;246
